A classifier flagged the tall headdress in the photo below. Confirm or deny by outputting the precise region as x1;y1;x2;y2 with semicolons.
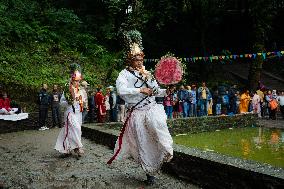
123;30;144;64
69;63;82;81
63;63;82;105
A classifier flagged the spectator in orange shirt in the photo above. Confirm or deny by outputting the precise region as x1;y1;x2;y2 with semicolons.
239;90;250;113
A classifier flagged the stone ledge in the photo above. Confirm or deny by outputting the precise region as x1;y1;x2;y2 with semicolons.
170;145;284;186
0;112;53;134
82;124;284;189
82;124;118;149
0;112;38;134
83;113;257;135
0;112;257;135
168;113;257;135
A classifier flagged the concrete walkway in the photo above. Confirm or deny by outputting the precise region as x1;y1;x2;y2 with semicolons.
0;128;199;189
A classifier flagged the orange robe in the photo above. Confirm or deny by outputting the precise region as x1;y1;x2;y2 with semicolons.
239;93;250;113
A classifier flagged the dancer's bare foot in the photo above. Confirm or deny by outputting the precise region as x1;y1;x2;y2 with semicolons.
74;148;84;157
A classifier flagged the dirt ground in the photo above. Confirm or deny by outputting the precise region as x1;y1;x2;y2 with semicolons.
0;128;199;189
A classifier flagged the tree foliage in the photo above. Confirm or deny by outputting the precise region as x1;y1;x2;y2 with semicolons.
247;0;280;90
0;0;123;110
0;0;283;109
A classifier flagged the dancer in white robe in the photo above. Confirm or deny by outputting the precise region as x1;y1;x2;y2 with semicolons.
55;64;84;156
107;36;173;185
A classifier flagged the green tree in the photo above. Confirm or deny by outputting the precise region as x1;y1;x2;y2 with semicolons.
247;0;279;90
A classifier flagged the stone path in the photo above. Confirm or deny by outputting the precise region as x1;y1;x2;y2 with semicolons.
0;129;199;189
257;118;284;129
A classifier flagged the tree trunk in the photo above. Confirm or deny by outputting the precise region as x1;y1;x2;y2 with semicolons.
248;32;265;91
247;0;270;91
248;53;263;91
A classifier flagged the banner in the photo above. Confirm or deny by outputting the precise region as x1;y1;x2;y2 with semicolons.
144;50;284;63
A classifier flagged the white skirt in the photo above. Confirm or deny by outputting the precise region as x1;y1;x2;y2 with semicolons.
54;104;83;153
113;102;173;174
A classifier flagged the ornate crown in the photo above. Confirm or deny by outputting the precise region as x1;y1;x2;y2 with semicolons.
69;63;82;81
123;30;144;62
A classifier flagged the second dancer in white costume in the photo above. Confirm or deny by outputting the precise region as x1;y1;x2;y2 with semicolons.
55;63;84;157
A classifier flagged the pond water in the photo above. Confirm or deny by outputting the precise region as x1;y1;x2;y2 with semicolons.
173;127;284;168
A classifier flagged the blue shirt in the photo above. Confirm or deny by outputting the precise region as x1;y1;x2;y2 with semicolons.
177;89;190;102
191;90;197;104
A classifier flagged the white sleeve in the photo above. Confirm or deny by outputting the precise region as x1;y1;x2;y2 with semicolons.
147;78;167;96
116;71;140;95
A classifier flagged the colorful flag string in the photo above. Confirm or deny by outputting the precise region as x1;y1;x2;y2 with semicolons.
144;50;284;63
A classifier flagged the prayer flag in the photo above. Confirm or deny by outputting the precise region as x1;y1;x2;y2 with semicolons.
262;53;266;60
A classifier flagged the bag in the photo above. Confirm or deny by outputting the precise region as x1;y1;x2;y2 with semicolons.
39;92;49;105
178;103;183;112
269;99;278;110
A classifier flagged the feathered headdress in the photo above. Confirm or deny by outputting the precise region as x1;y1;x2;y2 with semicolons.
123;30;144;63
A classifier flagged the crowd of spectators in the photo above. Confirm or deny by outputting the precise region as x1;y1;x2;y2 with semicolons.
3;80;283;130
160;82;284;120
84;81;284;122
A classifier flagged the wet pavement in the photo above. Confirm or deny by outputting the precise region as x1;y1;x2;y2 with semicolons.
0;129;199;189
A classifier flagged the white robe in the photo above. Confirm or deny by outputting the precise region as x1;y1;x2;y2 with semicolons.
112;69;173;174
252;94;261;117
54;93;83;153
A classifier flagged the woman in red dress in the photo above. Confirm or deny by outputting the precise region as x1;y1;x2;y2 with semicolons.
94;87;106;123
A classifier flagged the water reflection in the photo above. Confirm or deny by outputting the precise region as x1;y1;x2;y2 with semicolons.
252;127;282;145
174;127;284;168
251;127;283;154
252;127;264;147
270;130;280;144
241;139;250;157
